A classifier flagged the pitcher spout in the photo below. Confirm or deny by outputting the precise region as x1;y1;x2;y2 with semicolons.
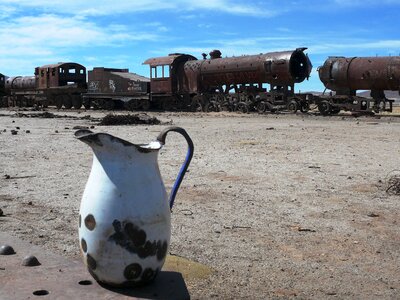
74;129;162;153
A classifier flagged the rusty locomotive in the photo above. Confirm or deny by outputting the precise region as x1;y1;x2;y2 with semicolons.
0;50;399;114
143;48;312;113
1;63;86;109
313;56;400;114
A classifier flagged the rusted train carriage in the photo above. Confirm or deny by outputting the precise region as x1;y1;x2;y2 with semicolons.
2;62;86;108
314;56;400;115
83;67;149;110
143;48;312;112
36;62;86;109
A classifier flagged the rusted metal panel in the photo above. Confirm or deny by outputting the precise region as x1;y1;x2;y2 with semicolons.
143;54;196;67
36;62;86;90
87;68;149;94
0;232;190;300
184;48;312;93
319;56;400;93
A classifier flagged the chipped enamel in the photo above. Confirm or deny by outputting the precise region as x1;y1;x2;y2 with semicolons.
77;131;171;286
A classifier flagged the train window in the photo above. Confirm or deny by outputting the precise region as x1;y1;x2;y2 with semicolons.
52;68;56;76
151;67;156;78
60;68;65;74
163;65;170;78
80;69;84;74
69;68;76;74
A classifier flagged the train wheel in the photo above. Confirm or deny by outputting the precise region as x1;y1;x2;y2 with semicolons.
300;101;310;113
190;96;203;112
141;100;151;111
55;96;63;109
83;98;91;109
72;97;82;109
318;100;331;116
103;100;115;110
331;106;341;114
63;96;72;109
257;101;266;113
237;102;249;113
125;99;139;111
287;100;298;113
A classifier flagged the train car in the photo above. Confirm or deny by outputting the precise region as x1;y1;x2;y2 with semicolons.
35;62;87;109
2;62;86;109
144;48;312;112
315;56;400;114
0;73;6;106
83;67;150;110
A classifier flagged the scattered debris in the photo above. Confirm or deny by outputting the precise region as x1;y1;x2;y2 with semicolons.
291;225;316;232
98;113;162;126
308;166;321;169
11;130;18;135
386;170;400;195
4;174;10;179
0;208;3;216
367;213;379;218
73;126;89;130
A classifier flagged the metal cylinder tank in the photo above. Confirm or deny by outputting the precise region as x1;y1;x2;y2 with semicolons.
184;48;312;92
318;56;400;92
5;76;36;92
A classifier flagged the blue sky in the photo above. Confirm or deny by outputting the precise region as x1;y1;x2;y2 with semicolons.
0;0;399;91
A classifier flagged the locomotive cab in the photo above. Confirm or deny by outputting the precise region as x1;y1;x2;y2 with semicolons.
35;62;86;90
0;73;5;95
143;54;197;96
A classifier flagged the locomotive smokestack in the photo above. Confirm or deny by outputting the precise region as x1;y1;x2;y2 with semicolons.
209;50;222;59
202;53;207;60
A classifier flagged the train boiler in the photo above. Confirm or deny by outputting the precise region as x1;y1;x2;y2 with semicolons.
316;56;400;114
144;48;312;112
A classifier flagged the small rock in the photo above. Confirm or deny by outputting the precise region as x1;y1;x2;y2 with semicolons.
4;174;10;179
0;245;16;255
16;127;20;129
22;255;41;267
26;130;30;133
367;213;379;218
0;208;3;216
55;130;59;133
11;130;18;135
3;129;6;132
28;201;33;205
90;125;95;129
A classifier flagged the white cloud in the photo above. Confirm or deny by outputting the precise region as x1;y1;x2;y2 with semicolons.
0;0;275;17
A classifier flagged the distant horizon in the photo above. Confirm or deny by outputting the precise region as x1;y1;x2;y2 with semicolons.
0;0;399;92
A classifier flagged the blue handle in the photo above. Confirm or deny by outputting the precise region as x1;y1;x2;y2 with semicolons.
157;127;194;210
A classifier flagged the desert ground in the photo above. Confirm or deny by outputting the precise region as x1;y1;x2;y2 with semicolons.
0;108;400;299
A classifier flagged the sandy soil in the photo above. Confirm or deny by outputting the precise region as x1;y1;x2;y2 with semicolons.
0;108;400;299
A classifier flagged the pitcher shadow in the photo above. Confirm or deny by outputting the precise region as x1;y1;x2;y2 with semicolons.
99;271;190;300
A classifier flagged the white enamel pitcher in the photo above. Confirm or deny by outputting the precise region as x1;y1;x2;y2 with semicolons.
75;126;194;287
